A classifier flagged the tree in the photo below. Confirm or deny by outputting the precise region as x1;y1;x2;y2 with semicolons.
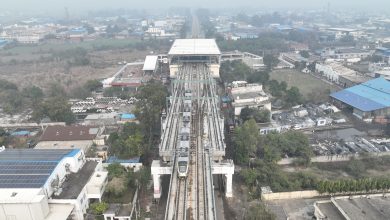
89;202;108;215
70;86;91;99
240;107;270;123
85;79;103;92
285;86;303;107
241;168;258;187
247;70;270;84
135;80;168;147
83;24;95;34
48;83;67;98
106;177;126;196
233;119;259;164
22;86;44;102
107;163;126;178
263;54;279;69
32;96;75;124
299;50;310;58
268;80;286;98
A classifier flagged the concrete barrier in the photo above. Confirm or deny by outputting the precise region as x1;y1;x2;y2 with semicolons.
278;151;390;165
261;190;320;201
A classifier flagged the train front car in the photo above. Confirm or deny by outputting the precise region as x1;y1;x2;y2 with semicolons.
177;152;189;179
177;127;190;178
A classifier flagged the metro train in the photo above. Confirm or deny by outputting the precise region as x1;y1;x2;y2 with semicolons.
177;127;190;178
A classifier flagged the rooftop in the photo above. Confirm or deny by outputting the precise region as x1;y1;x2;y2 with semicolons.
143;55;158;71
330;77;390;112
40;125;99;142
52;160;98;199
168;39;221;55
0;149;78;188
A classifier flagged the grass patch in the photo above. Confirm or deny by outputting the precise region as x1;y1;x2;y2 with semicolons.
0;38;141;56
270;69;339;101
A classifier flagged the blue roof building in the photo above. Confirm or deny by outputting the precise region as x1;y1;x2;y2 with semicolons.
121;113;136;120
330;77;390;119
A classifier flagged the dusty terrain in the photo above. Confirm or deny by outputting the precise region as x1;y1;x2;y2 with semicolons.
0;40;154;91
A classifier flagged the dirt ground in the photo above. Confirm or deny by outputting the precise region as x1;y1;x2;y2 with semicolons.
0;40;154;91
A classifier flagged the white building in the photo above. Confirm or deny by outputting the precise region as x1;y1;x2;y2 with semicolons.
230;81;271;116
221;51;265;70
315;62;370;87
0;149;108;220
168;39;221;78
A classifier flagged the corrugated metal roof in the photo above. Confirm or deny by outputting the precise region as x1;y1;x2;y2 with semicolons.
330;77;390;111
168;39;221;55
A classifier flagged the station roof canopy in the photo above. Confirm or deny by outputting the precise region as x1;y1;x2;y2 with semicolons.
168;39;221;56
330;77;390;112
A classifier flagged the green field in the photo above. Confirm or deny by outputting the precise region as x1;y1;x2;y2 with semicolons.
0;38;141;56
270;69;340;102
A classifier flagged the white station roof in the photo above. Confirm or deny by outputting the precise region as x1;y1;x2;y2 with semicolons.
168;39;221;55
143;55;158;71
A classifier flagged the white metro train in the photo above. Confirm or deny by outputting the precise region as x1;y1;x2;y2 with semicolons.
177;89;192;179
177;127;190;178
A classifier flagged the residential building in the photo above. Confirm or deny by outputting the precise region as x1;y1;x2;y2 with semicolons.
230;81;271;117
35;125;105;152
0;148;108;220
321;47;371;63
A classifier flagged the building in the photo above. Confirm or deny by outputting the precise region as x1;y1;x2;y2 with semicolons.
280;52;308;66
84;112;119;126
330;77;390;120
221;51;265;70
321;47;370;63
142;55;158;75
316;62;370;87
35;125;104;152
230;81;271;117
168;39;221;78
0;148;107;220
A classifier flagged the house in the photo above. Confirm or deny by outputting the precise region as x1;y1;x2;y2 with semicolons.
35;125;105;152
230;81;271;117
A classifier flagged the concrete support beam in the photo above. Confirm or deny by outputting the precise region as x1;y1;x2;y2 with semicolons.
151;160;173;199
225;174;233;198
153;174;161;199
212;160;234;198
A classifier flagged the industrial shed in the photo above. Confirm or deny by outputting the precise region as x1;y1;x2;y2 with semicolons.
330;77;390;120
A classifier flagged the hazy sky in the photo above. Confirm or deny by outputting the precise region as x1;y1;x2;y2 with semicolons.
1;0;390;14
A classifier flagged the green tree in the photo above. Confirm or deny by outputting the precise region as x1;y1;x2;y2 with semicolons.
263;54;279;69
85;79;103;92
107;163;126;178
299;50;310;58
89;202;108;215
233;119;259;164
240;107;270;123
285;86;303;107
106;177;126;196
22;86;44;102
135;80;168;147
32;96;75;124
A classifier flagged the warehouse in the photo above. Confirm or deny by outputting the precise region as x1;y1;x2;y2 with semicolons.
330;77;390;120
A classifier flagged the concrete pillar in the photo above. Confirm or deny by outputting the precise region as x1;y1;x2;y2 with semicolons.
225;174;233;198
153;174;161;199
